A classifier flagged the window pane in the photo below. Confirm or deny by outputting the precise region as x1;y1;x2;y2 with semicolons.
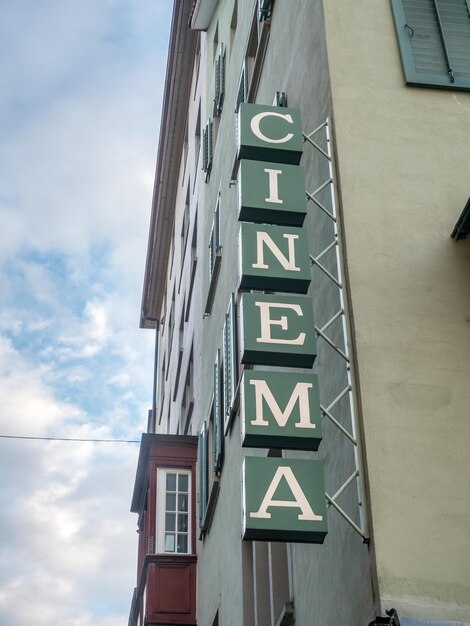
177;534;188;553
166;513;176;532
165;533;175;552
166;493;177;511
178;513;188;533
178;474;188;492
178;494;188;512
166;473;177;491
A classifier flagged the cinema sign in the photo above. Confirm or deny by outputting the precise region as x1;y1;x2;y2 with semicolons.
237;103;327;544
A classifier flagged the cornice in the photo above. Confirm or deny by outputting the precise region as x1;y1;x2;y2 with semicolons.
140;0;197;328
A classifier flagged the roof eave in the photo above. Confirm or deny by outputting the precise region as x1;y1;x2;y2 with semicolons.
189;0;219;30
140;0;197;329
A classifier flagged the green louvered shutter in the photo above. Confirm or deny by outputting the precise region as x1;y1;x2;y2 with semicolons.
215;43;225;115
213;349;223;475
223;294;238;433
235;61;248;113
202;119;213;180
391;0;470;90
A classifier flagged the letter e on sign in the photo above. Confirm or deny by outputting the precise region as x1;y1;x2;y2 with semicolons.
240;293;316;368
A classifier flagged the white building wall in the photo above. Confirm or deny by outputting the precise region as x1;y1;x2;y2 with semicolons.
324;1;470;621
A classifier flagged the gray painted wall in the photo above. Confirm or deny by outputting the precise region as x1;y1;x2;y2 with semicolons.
194;1;377;625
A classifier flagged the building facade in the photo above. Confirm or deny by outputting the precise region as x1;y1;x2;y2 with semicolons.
129;1;470;625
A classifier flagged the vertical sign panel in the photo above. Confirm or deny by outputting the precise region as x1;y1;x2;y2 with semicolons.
238;159;307;226
240;293;316;368
239;222;311;293
237;103;303;164
241;370;322;450
243;457;327;543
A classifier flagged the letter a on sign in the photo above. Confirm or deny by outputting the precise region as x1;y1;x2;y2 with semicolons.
243;457;327;543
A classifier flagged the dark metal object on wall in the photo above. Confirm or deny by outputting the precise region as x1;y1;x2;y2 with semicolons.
368;608;401;626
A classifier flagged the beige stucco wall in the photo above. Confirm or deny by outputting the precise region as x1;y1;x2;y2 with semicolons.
323;1;470;621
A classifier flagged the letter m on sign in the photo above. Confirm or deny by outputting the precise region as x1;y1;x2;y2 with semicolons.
241;370;322;451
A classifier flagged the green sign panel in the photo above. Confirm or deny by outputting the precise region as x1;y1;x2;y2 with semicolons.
238;159;307;226
240;293;316;368
237;103;303;164
241;370;322;451
239;223;311;294
243;457;327;543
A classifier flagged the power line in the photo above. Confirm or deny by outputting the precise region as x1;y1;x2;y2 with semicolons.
0;434;140;444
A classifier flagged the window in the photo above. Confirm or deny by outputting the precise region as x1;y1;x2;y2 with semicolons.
202;118;213;181
168;227;175;278
209;195;221;279
168;288;175;359
197;350;223;536
235;60;249;113
173;304;185;400
185;211;198;322
181;122;189;185
193;35;201;99
195;103;201;174
181;186;190;267
258;0;274;21
213;348;223;475
159;354;166;425
181;347;194;433
235;11;258;113
205;194;222;315
391;0;470;90
197;423;208;533
230;0;238;52
156;468;191;554
213;22;219;61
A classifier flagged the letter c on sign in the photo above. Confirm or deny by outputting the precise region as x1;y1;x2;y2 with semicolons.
250;111;294;144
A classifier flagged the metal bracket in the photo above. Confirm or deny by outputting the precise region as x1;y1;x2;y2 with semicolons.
304;119;370;540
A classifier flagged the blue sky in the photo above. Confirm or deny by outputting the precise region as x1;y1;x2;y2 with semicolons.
0;1;171;624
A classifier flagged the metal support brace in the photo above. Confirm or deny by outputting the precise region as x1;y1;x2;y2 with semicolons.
304;119;370;540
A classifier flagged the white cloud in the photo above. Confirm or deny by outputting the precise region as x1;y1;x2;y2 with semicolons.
0;336;83;435
0;0;171;624
57;299;112;358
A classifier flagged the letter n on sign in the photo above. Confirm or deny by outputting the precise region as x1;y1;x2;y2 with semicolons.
239;223;311;293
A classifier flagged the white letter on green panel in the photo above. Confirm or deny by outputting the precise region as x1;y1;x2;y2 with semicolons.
264;168;283;204
250;465;323;521
249;379;316;429
250;112;294;144
252;231;301;272
255;301;306;345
